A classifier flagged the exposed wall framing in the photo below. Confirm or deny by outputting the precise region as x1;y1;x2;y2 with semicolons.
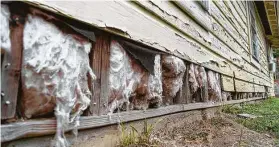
0;1;273;144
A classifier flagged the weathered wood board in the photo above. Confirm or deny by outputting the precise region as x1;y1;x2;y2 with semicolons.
221;75;235;92
87;36;110;116
23;1;272;86
131;1;271;87
254;84;266;93
1;97;264;143
235;79;254;92
1;14;24;119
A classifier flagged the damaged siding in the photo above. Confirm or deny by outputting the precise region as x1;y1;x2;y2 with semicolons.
0;1;274;144
27;1;272;89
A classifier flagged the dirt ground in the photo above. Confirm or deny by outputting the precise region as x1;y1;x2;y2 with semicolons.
71;111;277;147
151;115;277;147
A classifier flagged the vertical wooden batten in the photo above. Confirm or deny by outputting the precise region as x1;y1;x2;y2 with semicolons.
1;13;25;119
99;36;110;115
182;63;191;104
87;35;111;116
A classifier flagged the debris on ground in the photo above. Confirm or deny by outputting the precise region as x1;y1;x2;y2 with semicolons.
237;113;259;119
152;116;276;147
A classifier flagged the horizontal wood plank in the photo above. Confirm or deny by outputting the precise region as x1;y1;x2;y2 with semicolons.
235;79;254;92
221;75;235;92
1;97;265;142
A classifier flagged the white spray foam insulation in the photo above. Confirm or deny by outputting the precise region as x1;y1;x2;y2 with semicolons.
162;55;186;104
189;63;199;94
108;41;143;113
147;54;163;106
108;41;163;112
207;70;222;102
1;4;11;52
222;91;231;101
22;15;95;147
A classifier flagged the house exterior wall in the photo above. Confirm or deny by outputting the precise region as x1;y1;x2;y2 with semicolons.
1;1;275;144
28;1;273;94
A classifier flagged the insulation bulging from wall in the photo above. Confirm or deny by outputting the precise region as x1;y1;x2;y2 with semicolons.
189;64;208;102
162;55;186;105
21;15;95;147
1;4;11;52
189;64;199;94
222;91;231;101
207;70;222;102
108;41;162;113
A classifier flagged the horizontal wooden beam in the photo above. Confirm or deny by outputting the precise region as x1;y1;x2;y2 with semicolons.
1;97;264;143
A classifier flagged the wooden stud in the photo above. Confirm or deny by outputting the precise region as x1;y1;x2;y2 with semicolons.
86;35;111;116
175;62;189;104
1;14;24;119
202;69;209;102
99;35;110;115
232;92;237;100
182;63;191;104
87;37;102;116
174;86;183;104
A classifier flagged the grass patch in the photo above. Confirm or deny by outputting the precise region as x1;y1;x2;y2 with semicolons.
222;97;279;138
118;119;161;147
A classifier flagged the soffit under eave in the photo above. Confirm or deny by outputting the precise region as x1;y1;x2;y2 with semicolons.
264;1;279;48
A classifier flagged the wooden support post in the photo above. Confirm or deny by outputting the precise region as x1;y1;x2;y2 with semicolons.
181;63;191;104
99;36;110;115
202;70;209;102
87;35;110;116
174;87;183;104
233;93;237;100
193;89;201;103
1;13;24;119
228;92;232;101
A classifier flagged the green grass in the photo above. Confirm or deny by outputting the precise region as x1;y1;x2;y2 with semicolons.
222;97;279;138
118;119;161;147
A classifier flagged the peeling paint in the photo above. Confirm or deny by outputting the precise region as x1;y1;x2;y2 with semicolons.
25;1;272;88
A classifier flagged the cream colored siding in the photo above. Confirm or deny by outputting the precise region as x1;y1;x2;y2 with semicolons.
28;1;273;93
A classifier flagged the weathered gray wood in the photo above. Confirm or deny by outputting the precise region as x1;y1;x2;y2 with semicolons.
201;72;208;102
1;13;24;119
99;35;111;115
235;79;254;92
87;35;111;116
211;1;248;49
133;1;271;89
230;1;247;26
88;37;102;116
214;1;248;43
172;1;211;31
174;87;183;104
24;1;272;88
232;93;237;100
221;75;235;92
223;1;247;35
182;63;191;104
1;97;264;143
235;1;247;18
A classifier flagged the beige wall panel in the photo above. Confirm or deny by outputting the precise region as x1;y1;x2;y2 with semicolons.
254;84;266;93
235;79;254;92
221;75;235;91
214;1;248;42
230;1;247;25
27;1;272;87
210;2;248;49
